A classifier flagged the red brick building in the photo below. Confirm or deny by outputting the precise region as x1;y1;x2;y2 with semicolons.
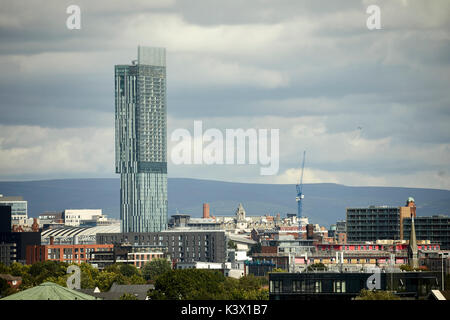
26;242;113;265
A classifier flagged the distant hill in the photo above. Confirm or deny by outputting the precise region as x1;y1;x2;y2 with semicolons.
0;178;449;227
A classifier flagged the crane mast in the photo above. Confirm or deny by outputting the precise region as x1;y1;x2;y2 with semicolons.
296;151;306;219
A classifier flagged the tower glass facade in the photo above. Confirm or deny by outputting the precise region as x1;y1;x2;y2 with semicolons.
115;46;168;233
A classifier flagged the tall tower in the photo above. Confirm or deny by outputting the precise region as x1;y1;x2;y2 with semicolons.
408;216;419;269
115;46;168;233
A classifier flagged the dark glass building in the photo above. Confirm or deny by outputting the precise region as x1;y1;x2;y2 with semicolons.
269;271;441;300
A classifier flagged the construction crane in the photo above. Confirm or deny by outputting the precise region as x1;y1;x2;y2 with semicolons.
296;151;306;219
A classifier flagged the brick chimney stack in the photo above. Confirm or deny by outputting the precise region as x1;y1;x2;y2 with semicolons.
203;203;210;219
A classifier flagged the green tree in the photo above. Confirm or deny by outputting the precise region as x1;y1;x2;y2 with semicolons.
399;264;414;272
28;261;68;287
44;275;68;287
148;269;227;300
270;268;287;273
148;269;269;300
307;263;327;271
222;275;269;300
142;258;172;281
0;262;9;274
79;262;99;289
119;264;140;278
0;278;18;298
128;274;147;285
356;289;400;300
104;263;121;274
238;274;262;291
248;243;262;256
8;262;27;277
399;264;427;272
120;293;139;300
95;271;120;292
228;240;238;250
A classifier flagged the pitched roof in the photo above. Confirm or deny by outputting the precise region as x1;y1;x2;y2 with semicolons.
0;274;22;282
77;283;154;300
1;282;101;300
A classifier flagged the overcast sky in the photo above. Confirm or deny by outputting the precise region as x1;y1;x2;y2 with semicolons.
0;0;449;189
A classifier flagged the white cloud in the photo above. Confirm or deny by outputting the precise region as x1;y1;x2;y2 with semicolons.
0;125;114;177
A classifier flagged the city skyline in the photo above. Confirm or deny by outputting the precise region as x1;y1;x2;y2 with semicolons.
0;1;449;306
0;1;449;191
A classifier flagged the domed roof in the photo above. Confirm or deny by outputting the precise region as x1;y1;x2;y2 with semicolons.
407;197;415;203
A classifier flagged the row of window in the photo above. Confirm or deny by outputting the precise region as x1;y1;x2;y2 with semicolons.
270;280;346;294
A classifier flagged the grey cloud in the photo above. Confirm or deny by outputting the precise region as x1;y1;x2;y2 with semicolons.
0;0;449;189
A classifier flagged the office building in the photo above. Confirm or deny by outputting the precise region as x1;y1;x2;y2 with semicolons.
0;195;27;224
63;209;105;227
269;271;441;300
0;206;12;233
403;215;450;250
0;232;41;264
346;198;422;243
0;242;17;266
115;46;168;233
346;206;401;242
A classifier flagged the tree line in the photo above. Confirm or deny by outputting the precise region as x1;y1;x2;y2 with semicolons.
0;259;269;300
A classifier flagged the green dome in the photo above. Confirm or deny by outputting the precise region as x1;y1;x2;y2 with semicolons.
407;197;415;203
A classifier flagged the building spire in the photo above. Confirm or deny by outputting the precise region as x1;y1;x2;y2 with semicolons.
408;216;419;269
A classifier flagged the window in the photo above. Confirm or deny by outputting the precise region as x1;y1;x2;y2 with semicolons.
270;280;283;293
314;281;322;293
293;280;306;292
334;280;346;293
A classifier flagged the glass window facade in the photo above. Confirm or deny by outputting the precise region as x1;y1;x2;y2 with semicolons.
0;201;27;221
115;47;168;233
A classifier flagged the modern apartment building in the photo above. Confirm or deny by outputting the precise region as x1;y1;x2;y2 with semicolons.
346;206;401;242
115;46;168;233
0;242;17;266
89;243;168;270
26;241;114;265
0;195;27;223
403;215;450;250
96;230;227;264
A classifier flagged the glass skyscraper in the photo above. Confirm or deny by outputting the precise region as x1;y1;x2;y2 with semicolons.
115;46;168;233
